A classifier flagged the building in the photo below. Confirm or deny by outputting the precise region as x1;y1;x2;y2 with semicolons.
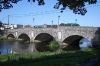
3;24;17;29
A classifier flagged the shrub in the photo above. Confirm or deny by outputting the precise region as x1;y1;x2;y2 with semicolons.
48;40;60;51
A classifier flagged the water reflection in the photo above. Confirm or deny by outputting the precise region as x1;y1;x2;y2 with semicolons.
80;38;91;48
0;41;13;54
0;38;92;54
0;41;36;54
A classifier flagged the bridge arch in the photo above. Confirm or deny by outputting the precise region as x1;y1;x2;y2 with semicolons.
62;35;90;50
34;33;55;51
7;34;15;39
18;33;30;42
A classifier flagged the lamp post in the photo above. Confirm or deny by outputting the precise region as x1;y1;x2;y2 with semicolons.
58;15;60;30
33;18;35;28
75;19;77;23
8;15;10;25
52;20;53;28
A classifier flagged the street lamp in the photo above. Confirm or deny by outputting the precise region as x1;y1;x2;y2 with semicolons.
58;15;60;29
8;15;10;25
52;20;53;28
33;18;35;28
75;19;77;23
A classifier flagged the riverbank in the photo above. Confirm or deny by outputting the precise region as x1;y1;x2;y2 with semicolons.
0;36;17;42
0;48;97;66
0;36;7;40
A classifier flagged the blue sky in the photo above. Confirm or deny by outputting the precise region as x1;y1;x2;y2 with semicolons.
0;0;100;27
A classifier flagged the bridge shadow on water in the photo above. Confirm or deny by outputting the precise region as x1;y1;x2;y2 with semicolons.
34;33;56;52
62;35;84;51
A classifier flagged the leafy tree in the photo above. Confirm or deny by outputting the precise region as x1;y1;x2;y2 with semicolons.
60;23;80;26
0;0;97;15
0;0;21;11
0;21;4;36
0;21;3;27
60;23;65;26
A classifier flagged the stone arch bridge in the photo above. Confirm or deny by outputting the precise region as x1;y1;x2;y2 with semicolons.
6;26;100;49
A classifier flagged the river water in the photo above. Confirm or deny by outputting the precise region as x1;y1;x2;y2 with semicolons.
0;41;36;54
0;38;91;55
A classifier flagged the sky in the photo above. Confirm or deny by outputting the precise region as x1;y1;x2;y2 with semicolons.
0;0;100;27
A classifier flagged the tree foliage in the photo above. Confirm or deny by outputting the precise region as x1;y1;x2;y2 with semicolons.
54;0;97;15
0;0;21;11
0;21;3;27
60;23;80;26
0;0;97;15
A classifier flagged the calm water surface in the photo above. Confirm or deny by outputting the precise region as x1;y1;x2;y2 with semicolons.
0;38;91;54
0;41;36;54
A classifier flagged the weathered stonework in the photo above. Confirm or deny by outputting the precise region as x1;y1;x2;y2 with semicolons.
7;26;100;45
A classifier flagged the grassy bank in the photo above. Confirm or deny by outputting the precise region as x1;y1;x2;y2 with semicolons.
0;48;96;66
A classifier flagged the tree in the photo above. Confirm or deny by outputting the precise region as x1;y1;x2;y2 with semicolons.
0;0;21;11
60;23;80;26
0;21;4;36
0;21;3;27
0;0;97;15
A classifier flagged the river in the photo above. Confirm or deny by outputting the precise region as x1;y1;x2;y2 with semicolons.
0;41;36;54
0;38;91;54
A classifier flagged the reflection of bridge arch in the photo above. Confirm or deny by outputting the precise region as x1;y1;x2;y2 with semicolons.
80;38;91;48
7;34;15;39
18;33;30;42
62;35;85;50
34;33;54;51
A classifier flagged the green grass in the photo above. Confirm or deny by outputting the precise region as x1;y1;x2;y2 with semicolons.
0;49;97;66
81;48;96;52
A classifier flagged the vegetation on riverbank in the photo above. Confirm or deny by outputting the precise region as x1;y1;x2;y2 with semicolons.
0;36;17;42
48;40;60;51
0;48;97;66
0;36;7;40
